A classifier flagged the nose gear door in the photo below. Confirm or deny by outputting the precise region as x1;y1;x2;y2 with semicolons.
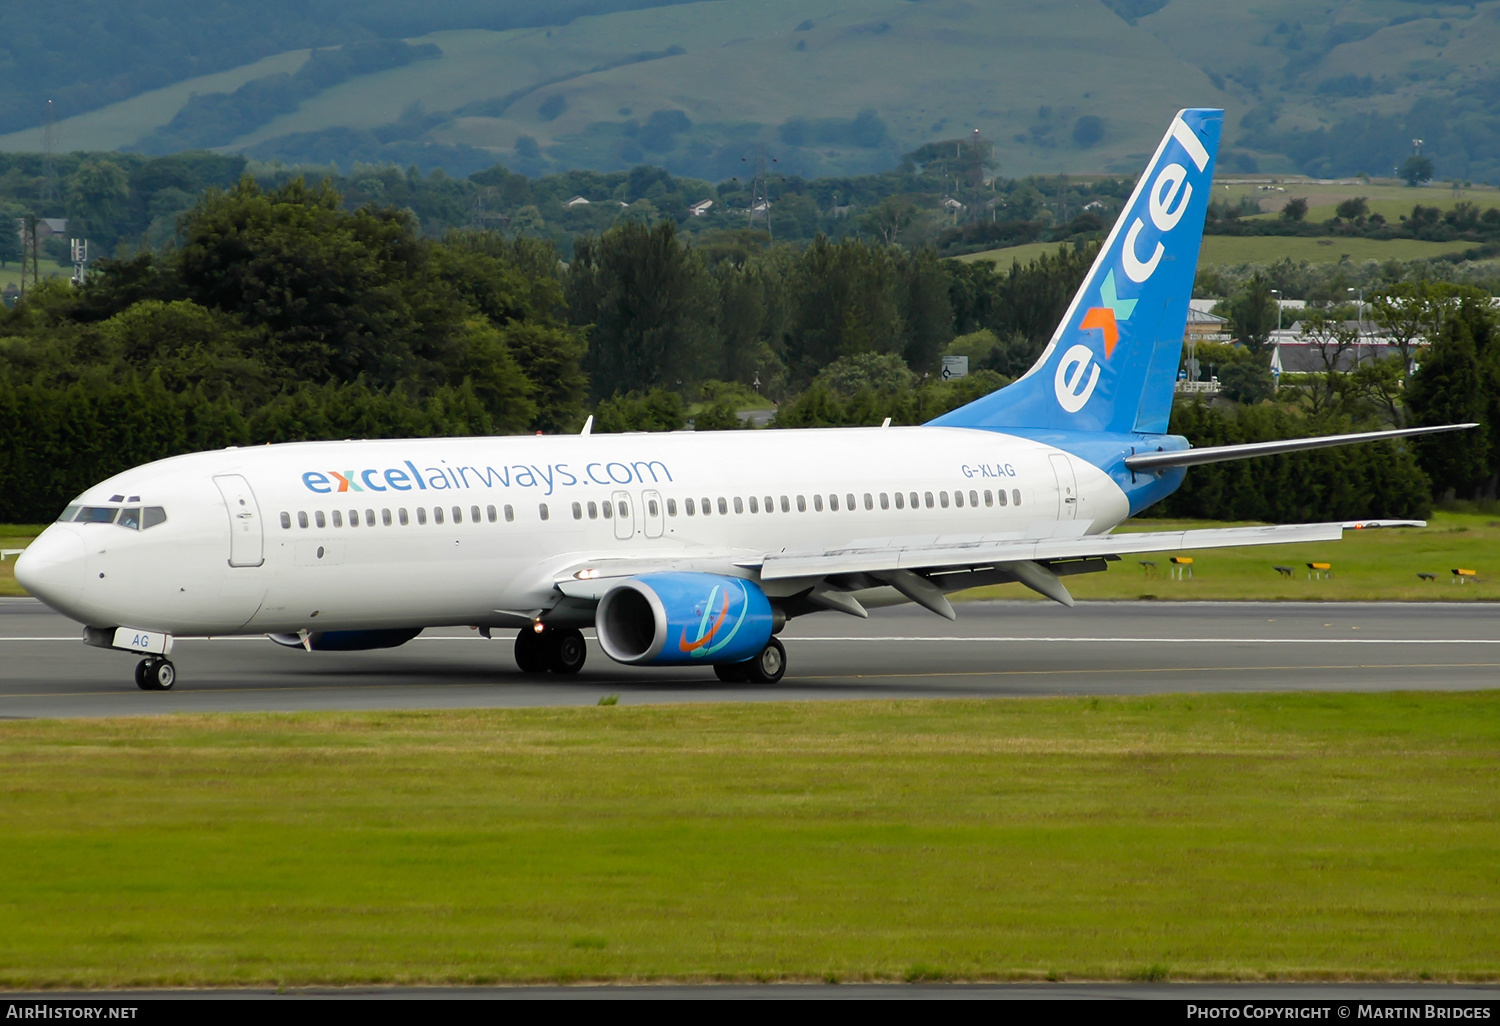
214;474;265;566
612;490;635;540
1048;454;1079;520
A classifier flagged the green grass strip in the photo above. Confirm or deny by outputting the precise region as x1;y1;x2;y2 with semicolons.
1;694;1497;986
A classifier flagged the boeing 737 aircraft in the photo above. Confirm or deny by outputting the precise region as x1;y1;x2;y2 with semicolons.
14;108;1470;691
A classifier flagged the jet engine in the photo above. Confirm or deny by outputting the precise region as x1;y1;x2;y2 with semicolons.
268;628;423;651
595;572;773;666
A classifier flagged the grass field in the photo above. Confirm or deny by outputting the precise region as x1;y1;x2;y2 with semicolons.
958;234;1478;269
959;512;1500;603
5;513;1497;601
0;695;1495;985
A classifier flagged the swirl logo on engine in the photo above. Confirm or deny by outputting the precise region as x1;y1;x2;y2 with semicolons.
677;581;749;658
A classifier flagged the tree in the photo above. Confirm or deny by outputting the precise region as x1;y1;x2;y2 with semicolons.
1281;197;1309;222
0;215;22;267
1406;313;1489;499
1223;272;1277;353
568;219;716;400
1369;280;1458;390
1217;358;1274;405
1400;155;1435;187
1334;196;1368;220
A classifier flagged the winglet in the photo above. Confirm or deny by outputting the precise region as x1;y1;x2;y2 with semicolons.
580;415;594;436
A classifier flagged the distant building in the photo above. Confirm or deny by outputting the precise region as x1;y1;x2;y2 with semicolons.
688;199;714;216
1083;199;1105;212
563;196;590;208
941;197;965;211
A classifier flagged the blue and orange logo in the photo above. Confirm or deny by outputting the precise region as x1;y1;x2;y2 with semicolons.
1079;269;1138;359
678;581;750;659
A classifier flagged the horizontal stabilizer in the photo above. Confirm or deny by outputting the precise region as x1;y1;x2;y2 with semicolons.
1124;423;1477;472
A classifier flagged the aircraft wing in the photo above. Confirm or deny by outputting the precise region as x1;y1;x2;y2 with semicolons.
747;521;1344;580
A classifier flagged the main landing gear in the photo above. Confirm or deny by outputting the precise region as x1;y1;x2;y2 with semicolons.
713;637;786;685
134;657;176;691
514;626;588;675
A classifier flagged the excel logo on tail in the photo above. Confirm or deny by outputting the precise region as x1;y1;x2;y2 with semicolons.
1052;115;1210;415
1055;270;1138;413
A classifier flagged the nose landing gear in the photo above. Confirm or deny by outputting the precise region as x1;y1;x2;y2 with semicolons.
134;657;176;691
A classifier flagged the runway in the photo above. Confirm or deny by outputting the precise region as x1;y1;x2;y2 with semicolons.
3;598;1498;718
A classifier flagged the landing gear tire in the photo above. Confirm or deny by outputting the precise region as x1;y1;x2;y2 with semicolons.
713;661;750;683
136;657;176;691
747;638;786;685
514;628;551;674
547;628;587;675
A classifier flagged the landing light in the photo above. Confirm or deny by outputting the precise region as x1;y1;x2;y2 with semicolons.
574;568;602;580
531;621;546;634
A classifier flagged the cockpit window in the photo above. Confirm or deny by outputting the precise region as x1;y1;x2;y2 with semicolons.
117;508;142;530
143;507;167;529
75;506;119;524
58;505;80;522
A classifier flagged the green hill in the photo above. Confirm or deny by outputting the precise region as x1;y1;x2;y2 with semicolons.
3;0;1499;182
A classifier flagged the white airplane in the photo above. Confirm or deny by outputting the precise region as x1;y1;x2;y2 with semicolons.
14;108;1469;691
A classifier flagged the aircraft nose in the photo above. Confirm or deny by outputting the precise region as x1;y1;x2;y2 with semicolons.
14;527;86;608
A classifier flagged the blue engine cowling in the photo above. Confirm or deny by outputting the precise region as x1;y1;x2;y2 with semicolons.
268;628;422;651
595;572;773;666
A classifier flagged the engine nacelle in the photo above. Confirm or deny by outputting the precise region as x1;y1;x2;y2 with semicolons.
268;628;422;651
595;572;773;666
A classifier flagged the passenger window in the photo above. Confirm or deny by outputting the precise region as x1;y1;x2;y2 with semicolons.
940;492;950;508
997;489;1008;507
333;510;343;528
118;508;141;530
280;512;291;529
434;507;444;525
619;499;628;517
781;495;791;513
954;491;964;508
734;496;744;514
143;507;167;530
298;511;309;528
686;498;696;516
399;509;409;526
702;497;713;516
880;493;889;510
382;509;392;526
797;495;806;512
717;497;728;515
970;490;979;507
452;507;462;524
814;494;824;512
1012;489;1022;506
588;501;598;519
315;510;326;528
984;490;993;507
504;505;515;523
471;506;481;523
348;509;359;527
910;492;919;509
417;507;427;524
894;492;904;510
924;492;934;509
829;494;839;511
603;501;614;519
572;502;583;520
764;495;773;513
365;509;375;527
748;496;758;514
488;505;497;523
649;499;659;517
847;493;856;511
865;493;874;511
539;503;549;521
667;498;678;516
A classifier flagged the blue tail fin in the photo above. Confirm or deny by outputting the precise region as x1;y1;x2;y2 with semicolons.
930;108;1222;436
